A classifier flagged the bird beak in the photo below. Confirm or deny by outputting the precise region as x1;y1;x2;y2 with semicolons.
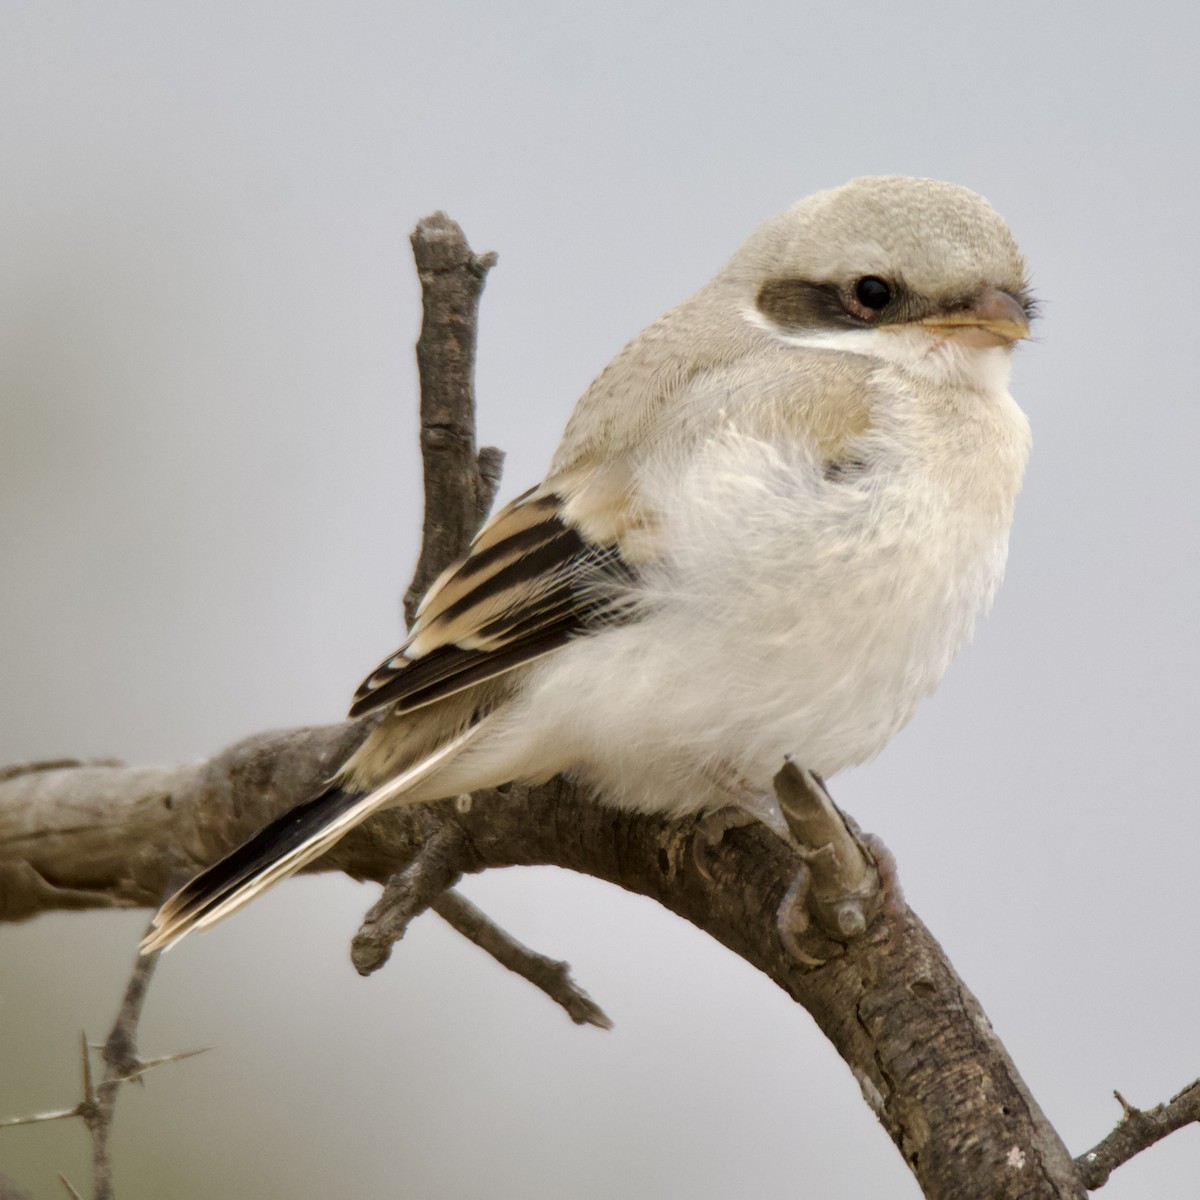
918;286;1031;348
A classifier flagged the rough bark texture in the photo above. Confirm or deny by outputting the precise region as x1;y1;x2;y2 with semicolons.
1075;1081;1200;1189
403;211;503;626
0;741;1086;1199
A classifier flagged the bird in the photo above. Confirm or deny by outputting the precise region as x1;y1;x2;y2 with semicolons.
142;175;1033;954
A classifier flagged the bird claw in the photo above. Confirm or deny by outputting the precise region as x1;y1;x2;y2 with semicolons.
691;806;760;882
775;863;831;967
857;831;904;923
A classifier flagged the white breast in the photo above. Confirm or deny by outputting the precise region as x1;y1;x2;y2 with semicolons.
457;381;1029;817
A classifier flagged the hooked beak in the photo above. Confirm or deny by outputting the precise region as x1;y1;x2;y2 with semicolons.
918;286;1031;348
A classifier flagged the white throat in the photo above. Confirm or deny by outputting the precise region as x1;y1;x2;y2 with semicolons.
743;309;1015;394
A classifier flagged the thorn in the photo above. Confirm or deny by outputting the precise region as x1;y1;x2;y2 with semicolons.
1114;1090;1138;1118
58;1174;83;1200
118;1046;212;1084
0;1106;84;1128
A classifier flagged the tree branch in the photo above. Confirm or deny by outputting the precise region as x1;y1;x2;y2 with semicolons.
1075;1080;1200;1189
351;817;469;974
431;890;613;1029
386;215;608;1019
403;211;504;626
0;734;1088;1199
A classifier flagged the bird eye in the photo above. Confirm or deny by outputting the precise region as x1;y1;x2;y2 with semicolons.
853;276;892;311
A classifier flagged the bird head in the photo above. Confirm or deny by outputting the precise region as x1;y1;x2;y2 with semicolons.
731;176;1034;383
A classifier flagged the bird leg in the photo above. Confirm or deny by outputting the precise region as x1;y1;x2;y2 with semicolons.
772;760;886;963
690;759;887;965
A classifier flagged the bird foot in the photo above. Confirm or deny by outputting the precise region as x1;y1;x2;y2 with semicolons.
857;831;905;924
770;762;891;964
774;863;835;967
691;806;760;882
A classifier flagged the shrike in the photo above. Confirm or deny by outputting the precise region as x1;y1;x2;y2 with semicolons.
144;175;1033;953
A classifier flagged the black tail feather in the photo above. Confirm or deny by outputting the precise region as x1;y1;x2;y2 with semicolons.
145;783;359;947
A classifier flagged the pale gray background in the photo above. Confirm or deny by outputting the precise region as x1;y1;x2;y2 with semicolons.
2;2;1198;1197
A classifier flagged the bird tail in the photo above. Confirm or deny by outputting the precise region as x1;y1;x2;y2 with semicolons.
140;723;483;954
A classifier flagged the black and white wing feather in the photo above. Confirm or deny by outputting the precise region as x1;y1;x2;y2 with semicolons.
349;483;636;718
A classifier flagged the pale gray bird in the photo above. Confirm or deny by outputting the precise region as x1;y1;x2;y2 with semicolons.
144;175;1033;953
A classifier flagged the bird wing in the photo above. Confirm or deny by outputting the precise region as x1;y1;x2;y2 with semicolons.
348;469;642;719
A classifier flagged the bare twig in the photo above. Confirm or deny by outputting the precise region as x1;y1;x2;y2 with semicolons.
1075;1079;1200;1189
403;211;504;626
368;213;611;1021
348;790;617;1034
433;890;613;1029
351;819;470;975
89;943;209;1200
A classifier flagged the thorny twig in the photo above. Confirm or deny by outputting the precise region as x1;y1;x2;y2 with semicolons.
0;934;207;1199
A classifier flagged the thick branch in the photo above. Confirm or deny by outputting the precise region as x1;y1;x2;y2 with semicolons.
0;739;1087;1199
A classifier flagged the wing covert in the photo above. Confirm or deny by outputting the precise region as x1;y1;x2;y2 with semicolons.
348;486;634;719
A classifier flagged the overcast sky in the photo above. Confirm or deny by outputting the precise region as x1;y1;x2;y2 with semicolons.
2;3;1199;1197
